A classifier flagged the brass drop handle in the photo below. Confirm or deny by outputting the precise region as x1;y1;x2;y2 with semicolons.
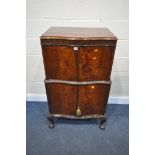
76;106;81;116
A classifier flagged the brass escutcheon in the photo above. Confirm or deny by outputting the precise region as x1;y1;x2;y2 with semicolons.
76;106;81;116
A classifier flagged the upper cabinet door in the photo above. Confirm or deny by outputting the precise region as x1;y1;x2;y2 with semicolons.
42;46;77;81
78;46;116;81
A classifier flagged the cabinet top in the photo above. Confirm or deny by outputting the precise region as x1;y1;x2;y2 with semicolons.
40;27;117;40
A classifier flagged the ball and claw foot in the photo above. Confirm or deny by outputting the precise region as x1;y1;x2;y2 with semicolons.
99;117;106;129
48;116;56;128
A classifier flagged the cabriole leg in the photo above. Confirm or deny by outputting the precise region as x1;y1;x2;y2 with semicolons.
48;115;56;128
98;117;106;129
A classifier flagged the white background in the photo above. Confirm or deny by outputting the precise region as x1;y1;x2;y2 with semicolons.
0;0;155;155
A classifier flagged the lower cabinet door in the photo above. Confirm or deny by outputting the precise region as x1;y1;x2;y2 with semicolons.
45;83;111;116
45;83;77;115
78;84;111;115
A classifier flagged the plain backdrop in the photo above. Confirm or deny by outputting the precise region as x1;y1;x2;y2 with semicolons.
0;0;155;155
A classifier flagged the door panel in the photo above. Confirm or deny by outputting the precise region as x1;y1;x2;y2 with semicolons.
46;83;77;115
42;46;77;80
78;84;110;115
79;46;115;81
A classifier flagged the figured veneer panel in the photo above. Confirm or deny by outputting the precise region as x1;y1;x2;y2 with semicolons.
79;46;116;81
42;46;77;80
78;84;111;115
45;83;77;115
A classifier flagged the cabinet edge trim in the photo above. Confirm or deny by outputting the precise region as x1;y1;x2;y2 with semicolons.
44;79;112;85
48;113;106;119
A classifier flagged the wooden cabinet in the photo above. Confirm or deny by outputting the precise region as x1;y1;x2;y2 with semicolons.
40;27;117;129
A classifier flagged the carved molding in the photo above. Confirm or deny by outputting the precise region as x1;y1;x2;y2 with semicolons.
48;113;106;119
41;39;117;47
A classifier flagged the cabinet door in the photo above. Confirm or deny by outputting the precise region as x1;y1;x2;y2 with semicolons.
78;46;115;81
78;84;110;115
45;83;77;115
42;46;77;81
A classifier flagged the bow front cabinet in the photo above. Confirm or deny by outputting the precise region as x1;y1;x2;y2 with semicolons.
40;27;117;129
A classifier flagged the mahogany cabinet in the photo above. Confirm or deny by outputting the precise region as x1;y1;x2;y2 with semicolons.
40;27;117;129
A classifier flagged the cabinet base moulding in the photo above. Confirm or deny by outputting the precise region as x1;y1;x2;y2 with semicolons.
48;113;106;129
48;113;105;119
